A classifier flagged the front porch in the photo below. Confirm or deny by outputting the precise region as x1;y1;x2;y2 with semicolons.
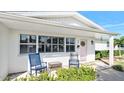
5;60;124;81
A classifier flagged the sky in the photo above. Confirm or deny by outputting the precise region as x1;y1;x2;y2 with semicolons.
79;11;124;36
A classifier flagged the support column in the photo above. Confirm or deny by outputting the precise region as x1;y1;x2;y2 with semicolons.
36;35;39;53
109;36;114;66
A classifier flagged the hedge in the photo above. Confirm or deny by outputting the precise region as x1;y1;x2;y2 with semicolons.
112;62;124;72
95;50;109;59
57;66;96;81
95;50;124;59
16;66;96;81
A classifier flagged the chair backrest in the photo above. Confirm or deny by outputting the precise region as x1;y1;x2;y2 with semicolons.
29;53;41;67
70;52;79;60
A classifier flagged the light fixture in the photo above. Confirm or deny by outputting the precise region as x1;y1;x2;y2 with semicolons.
91;40;94;45
77;45;80;48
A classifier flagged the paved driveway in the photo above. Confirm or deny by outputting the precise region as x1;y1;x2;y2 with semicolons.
96;61;124;81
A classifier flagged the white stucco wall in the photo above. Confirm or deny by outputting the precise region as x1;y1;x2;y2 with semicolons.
8;30;71;73
0;23;9;80
0;25;96;80
8;30;95;74
8;30;76;73
8;31;27;73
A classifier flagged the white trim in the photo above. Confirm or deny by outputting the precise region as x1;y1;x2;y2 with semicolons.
109;36;114;66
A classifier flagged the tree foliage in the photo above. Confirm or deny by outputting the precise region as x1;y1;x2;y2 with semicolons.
114;36;124;56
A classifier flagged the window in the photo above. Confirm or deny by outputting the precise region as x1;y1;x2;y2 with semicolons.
52;37;64;52
20;34;36;54
59;38;64;52
20;34;76;54
121;44;124;47
52;37;58;52
66;38;75;52
38;36;64;53
38;36;52;52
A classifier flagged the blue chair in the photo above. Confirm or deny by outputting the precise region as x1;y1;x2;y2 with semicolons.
29;53;47;75
69;52;79;68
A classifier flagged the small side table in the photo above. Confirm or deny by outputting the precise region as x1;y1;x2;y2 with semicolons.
48;62;62;70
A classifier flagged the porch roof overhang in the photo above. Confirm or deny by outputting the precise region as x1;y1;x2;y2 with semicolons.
0;12;119;38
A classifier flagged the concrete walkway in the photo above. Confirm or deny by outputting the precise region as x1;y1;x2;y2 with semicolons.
96;60;124;81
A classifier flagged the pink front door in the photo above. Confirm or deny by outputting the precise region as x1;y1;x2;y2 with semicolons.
80;40;87;61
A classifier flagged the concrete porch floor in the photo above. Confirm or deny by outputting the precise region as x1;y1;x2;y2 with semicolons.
4;60;124;81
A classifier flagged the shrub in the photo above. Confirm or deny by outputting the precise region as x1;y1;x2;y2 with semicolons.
16;75;39;81
56;66;96;81
112;62;124;71
101;51;109;57
37;72;54;81
112;65;124;71
16;66;96;81
95;51;101;59
16;72;54;81
95;50;124;59
95;51;109;59
114;50;124;56
114;50;119;56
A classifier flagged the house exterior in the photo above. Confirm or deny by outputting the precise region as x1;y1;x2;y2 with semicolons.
115;45;124;50
0;12;117;80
